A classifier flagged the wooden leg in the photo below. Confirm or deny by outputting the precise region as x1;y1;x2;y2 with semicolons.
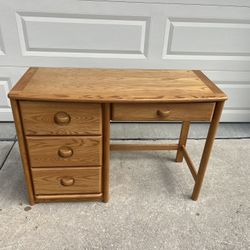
103;104;110;203
176;121;190;162
191;101;224;201
11;100;35;205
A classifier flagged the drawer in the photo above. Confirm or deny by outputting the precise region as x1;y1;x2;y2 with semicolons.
27;136;102;167
112;103;215;121
20;101;102;135
32;167;102;195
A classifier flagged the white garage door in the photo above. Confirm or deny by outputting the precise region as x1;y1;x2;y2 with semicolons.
0;0;250;121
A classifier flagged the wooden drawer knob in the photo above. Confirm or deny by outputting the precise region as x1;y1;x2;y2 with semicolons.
60;177;75;186
157;110;171;118
58;146;73;158
54;111;71;125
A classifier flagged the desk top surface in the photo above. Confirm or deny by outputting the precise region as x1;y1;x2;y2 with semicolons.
9;67;227;103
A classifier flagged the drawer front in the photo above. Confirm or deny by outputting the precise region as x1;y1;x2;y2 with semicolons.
20;101;102;135
32;167;102;195
112;103;215;121
27;136;102;167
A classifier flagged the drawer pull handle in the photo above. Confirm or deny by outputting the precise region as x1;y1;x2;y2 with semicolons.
60;177;75;186
58;146;73;158
157;110;171;118
54;112;71;125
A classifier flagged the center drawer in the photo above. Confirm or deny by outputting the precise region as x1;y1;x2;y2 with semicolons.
112;103;215;121
32;167;102;195
26;136;102;167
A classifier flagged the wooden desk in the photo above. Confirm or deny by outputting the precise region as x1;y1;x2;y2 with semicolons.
8;68;227;205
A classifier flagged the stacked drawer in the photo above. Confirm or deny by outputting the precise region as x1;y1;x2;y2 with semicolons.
19;101;103;199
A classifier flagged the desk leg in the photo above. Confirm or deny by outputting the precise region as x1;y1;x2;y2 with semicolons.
191;101;224;201
176;121;190;162
103;104;110;202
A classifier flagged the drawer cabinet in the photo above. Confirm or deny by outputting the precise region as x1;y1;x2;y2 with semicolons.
27;136;102;167
13;99;104;203
32;167;102;195
20;101;102;135
112;103;215;121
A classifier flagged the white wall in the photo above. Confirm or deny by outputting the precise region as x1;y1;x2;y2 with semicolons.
0;0;250;121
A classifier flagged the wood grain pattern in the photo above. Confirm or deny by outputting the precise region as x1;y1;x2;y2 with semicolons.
176;121;190;162
9;68;37;92
110;144;178;151
182;145;197;181
35;193;103;203
32;167;102;195
112;103;215;121
8;68;227;103
10;100;35;205
27;136;102;167
193;71;226;96
20;101;102;135
192;101;225;201
103;104;110;203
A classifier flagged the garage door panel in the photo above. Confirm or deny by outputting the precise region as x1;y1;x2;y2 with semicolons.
0;0;250;121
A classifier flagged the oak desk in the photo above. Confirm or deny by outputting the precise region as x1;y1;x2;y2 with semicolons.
8;68;227;205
